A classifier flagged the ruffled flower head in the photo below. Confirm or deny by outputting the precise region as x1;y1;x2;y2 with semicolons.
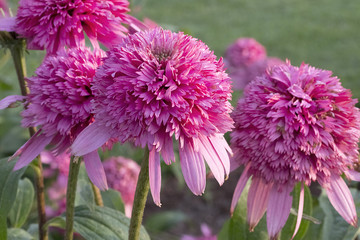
103;157;140;217
230;62;360;239
2;47;108;190
72;27;234;206
15;0;131;53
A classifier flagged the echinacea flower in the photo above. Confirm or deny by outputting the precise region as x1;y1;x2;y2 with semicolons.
0;47;108;190
230;62;360;239
229;57;285;91
72;27;234;206
225;38;267;71
14;0;131;54
103;156;140;217
181;224;217;240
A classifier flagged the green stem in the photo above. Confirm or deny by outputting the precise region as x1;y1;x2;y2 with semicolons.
65;157;81;240
128;148;150;240
10;41;48;240
91;182;104;207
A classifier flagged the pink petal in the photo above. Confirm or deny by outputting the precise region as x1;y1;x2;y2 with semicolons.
326;174;357;227
197;135;225;185
247;177;272;231
179;139;206;195
346;169;360;182
71;123;111;156
160;135;175;165
0;16;15;32
208;134;231;177
12;132;53;170
267;183;293;239
292;183;304;240
0;95;26;109
83;150;108;190
149;147;162;206
230;163;251;214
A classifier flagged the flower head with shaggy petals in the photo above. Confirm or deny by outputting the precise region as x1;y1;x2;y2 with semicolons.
3;47;109;190
72;27;234;206
230;61;360;239
15;0;131;54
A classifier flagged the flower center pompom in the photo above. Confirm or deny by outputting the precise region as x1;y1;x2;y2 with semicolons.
231;62;360;186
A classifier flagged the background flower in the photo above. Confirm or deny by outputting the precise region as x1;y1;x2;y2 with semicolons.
15;0;131;53
230;62;360;239
103;156;140;217
72;27;234;206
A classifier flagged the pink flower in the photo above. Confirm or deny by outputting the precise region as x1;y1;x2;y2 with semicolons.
0;0;8;16
2;47;108;190
230;62;360;239
230;57;285;90
15;0;131;54
72;27;234;206
181;224;217;240
225;38;267;71
103;156;140;217
41;151;70;217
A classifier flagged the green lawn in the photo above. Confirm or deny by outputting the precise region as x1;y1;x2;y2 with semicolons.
135;0;360;98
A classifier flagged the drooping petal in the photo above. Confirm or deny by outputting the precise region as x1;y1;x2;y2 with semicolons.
230;163;251;214
0;95;26;109
0;16;15;32
12;132;53;170
208;134;231;177
179;139;206;195
83;150;108;191
247;177;272;231
346;169;360;182
72;123;111;156
292;183;304;240
326;174;357;227
197;134;225;185
267;183;293;239
149;147;162;206
160;135;175;165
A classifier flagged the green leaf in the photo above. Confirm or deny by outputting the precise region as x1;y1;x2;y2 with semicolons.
7;228;34;240
218;181;268;240
144;211;187;233
8;178;35;228
74;164;95;210
0;157;27;237
281;184;313;240
101;189;125;213
47;205;150;240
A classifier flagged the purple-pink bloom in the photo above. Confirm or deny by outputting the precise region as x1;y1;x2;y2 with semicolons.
230;62;360;239
3;47;108;190
181;224;217;240
103;156;140;217
72;27;234;206
15;0;131;54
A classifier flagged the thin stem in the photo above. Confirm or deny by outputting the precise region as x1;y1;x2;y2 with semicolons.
65;157;81;240
10;41;48;240
91;182;104;207
129;148;150;240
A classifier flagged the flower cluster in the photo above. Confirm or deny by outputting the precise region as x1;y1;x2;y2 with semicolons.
230;62;360;239
72;27;234;205
224;38;284;90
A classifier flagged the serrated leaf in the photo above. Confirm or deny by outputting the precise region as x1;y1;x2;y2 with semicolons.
7;228;34;240
0;157;27;237
101;189;125;213
47;205;150;240
145;211;187;233
8;178;35;228
281;184;313;240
